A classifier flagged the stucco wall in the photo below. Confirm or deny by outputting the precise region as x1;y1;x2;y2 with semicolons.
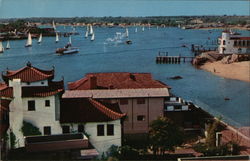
9;80;48;87
110;97;164;134
62;120;122;156
22;95;62;135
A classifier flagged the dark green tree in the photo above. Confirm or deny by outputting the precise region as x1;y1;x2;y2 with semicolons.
149;117;184;155
21;121;42;136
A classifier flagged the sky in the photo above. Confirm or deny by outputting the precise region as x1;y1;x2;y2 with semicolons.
0;0;249;18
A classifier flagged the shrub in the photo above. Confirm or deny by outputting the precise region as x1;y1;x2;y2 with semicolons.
21;121;42;136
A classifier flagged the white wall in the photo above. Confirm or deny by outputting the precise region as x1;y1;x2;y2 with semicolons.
62;120;122;156
22;95;62;135
219;33;249;54
9;80;48;87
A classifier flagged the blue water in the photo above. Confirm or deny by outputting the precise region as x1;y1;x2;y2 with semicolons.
0;26;249;127
0;0;249;18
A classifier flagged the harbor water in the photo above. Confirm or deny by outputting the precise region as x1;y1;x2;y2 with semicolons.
0;26;249;127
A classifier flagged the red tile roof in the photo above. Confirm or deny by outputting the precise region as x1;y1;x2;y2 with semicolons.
230;37;250;40
2;62;54;83
60;98;126;123
68;72;169;90
0;85;13;98
0;99;11;111
0;81;64;98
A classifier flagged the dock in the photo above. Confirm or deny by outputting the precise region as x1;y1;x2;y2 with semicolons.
156;52;194;64
191;44;217;56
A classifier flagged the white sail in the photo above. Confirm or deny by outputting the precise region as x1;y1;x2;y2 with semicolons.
25;33;32;47
91;33;95;41
125;28;129;37
89;25;93;35
142;26;145;32
6;40;10;49
69;36;72;44
0;41;4;53
52;20;56;30
135;28;137;33
55;32;59;43
38;33;42;43
85;27;89;38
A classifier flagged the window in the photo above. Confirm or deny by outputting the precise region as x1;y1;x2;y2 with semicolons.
62;125;70;134
120;99;128;105
137;98;145;104
28;100;35;111
78;125;84;133
97;125;104;136
107;124;114;136
223;40;226;45
234;40;237;46
45;100;50;107
137;115;145;121
44;126;51;135
41;81;44;85
27;82;30;85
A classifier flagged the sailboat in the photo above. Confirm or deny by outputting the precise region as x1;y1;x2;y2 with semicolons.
52;20;56;30
89;25;93;36
6;41;10;49
135;28;137;33
142;26;145;32
85;26;89;38
55;32;59;43
0;41;4;53
91;32;95;41
125;28;129;38
25;33;32;47
37;34;42;44
69;36;72;44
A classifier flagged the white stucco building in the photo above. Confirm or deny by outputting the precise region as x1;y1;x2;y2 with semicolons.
1;62;64;147
0;63;125;157
218;30;250;54
60;98;125;156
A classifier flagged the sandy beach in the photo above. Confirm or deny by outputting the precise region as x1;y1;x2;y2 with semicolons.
200;61;250;82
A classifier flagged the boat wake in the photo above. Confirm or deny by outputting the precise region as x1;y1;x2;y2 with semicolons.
104;32;127;45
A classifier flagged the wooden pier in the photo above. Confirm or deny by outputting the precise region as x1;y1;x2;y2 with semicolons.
191;44;217;56
156;56;194;64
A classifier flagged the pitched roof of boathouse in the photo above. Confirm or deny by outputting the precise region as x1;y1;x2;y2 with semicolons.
68;72;170;90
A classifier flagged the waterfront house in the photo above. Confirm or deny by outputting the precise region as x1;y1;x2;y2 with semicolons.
218;30;250;54
1;62;64;147
64;72;171;134
0;63;125;158
60;97;125;156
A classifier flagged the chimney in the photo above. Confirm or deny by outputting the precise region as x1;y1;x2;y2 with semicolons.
12;79;22;101
9;78;25;147
89;76;97;89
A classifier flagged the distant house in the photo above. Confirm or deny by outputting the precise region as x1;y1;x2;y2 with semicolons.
65;72;171;134
218;30;250;54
